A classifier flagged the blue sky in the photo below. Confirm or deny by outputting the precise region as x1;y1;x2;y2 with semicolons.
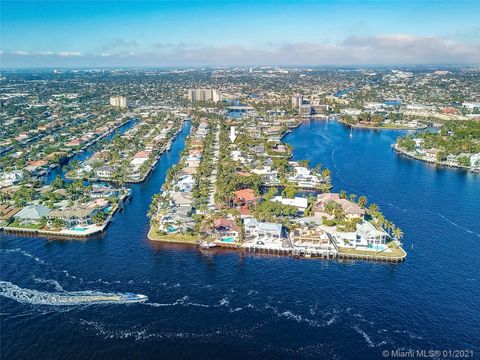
1;1;479;67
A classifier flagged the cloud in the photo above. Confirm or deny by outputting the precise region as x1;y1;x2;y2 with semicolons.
1;34;479;67
100;38;138;52
134;35;480;65
13;50;30;56
58;51;81;57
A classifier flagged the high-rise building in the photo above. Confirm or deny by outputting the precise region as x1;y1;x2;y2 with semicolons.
299;104;312;117
109;95;128;108
188;89;222;103
291;94;304;108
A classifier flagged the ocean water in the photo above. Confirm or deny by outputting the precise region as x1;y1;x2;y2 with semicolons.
1;120;479;359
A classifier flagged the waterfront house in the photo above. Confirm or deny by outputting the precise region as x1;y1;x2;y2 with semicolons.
252;166;280;185
313;193;365;220
95;165;114;179
48;207;97;227
287;164;323;188
176;175;195;192
170;191;194;208
213;218;240;239
334;221;388;249
244;218;283;240
160;207;195;233
14;205;51;224
271;196;308;212
0;170;23;188
0;204;21;222
469;153;480;168
291;225;334;252
130;151;151;170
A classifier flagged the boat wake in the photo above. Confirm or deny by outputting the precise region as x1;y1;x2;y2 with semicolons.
432;212;480;238
0;281;148;306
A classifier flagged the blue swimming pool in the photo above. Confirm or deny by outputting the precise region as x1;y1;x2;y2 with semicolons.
220;236;236;243
367;244;387;251
71;227;87;232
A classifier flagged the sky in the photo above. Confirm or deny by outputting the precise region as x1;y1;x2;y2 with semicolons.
1;0;479;68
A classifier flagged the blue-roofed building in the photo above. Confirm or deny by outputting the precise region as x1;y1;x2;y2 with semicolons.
14;205;51;224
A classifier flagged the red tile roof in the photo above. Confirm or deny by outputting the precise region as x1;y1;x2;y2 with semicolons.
235;189;257;202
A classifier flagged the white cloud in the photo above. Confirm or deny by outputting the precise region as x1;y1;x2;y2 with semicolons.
58;51;81;57
2;34;479;66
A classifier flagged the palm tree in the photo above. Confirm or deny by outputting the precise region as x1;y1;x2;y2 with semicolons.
339;190;347;199
0;192;11;203
393;227;404;240
368;203;379;215
357;196;368;208
348;194;357;203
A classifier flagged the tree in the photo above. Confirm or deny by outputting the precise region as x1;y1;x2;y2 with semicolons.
368;203;379;214
51;175;64;190
358;195;368;208
339;190;347;199
298;159;310;168
264;187;278;201
282;186;296;199
348;194;357;203
393;227;404;240
51;218;66;229
0;192;11;203
92;211;107;225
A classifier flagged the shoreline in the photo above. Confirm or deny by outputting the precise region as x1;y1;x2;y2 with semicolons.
393;143;479;173
146;223;407;262
338;118;426;131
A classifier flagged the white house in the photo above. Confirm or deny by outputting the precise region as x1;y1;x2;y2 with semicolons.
470;153;480;167
287;165;322;188
176;175;195;192
244;218;283;239
0;170;23;187
95;165;114;178
271;196;308;212
334;221;388;250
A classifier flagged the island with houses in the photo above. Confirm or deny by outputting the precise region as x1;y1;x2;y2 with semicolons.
148;111;406;262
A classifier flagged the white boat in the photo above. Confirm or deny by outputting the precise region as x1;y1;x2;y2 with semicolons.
200;242;217;249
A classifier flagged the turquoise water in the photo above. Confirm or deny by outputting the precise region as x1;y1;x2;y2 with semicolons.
366;244;388;251
71;227;87;232
220;236;236;243
167;226;176;233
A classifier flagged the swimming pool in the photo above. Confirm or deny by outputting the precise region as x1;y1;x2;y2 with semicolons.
167;226;177;233
72;227;87;232
367;244;387;251
220;236;236;243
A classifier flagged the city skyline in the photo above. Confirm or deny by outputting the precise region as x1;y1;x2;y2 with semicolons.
1;0;480;67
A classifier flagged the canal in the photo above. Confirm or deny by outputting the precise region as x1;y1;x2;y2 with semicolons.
45;118;138;184
1;119;479;359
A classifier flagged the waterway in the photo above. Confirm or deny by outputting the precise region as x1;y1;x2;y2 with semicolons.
45;118;138;184
1;119;479;359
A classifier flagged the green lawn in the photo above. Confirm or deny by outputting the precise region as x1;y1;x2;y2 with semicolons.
338;241;407;259
7;220;43;230
147;226;199;244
